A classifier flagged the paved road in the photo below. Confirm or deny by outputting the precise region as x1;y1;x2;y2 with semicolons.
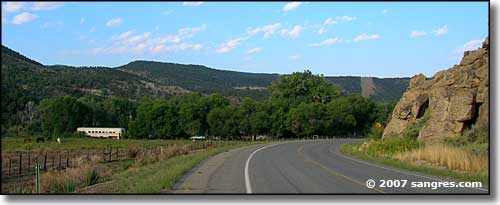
172;140;488;194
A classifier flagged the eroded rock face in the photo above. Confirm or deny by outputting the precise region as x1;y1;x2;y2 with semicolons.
382;37;489;143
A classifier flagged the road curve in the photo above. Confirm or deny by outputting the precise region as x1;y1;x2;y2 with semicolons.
171;140;488;194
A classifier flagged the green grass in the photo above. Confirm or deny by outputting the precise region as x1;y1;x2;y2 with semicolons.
339;142;489;186
80;142;260;193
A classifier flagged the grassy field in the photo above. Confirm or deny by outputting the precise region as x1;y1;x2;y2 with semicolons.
339;141;489;186
2;137;263;194
1;137;219;152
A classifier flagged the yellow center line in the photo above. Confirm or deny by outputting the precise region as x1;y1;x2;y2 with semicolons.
297;144;386;194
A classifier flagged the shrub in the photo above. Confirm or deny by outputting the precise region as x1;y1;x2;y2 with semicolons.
363;137;421;158
463;124;488;144
401;111;430;139
445;124;488;147
367;122;384;140
85;167;100;186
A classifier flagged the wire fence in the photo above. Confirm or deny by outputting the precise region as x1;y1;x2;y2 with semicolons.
1;136;360;183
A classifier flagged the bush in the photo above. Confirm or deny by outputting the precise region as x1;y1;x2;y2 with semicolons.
463;124;488;144
363;137;421;158
445;124;488;146
401;112;430;139
367;122;384;140
85;167;100;186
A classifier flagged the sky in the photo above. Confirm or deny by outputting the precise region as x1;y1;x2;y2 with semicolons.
1;1;489;77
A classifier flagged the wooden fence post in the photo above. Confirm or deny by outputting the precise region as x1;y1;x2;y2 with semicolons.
28;154;31;174
59;153;62;169
43;154;47;171
19;154;22;176
9;157;12;176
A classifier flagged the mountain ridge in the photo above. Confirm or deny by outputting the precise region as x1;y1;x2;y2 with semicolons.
1;45;409;102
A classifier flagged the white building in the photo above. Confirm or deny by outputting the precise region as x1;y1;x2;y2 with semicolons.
76;127;125;139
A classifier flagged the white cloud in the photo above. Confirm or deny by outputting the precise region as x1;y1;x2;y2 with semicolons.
90;24;207;55
106;18;123;27
123;32;151;46
80;18;85;24
309;38;341;47
315;28;327;35
283;2;302;12
40;20;63;29
410;31;427;38
12;12;38;24
432;25;448;35
3;2;25;12
216;38;245;54
353;33;381;42
335;16;356;22
462;39;483;52
182;2;204;6
280;25;303;38
112;30;134;40
151;43;203;54
31;2;64;11
323;18;337;25
382;9;389;14
248;23;281;38
247;47;262;54
155;24;207;44
289;55;301;60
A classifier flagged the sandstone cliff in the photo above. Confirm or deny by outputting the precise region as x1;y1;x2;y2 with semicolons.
382;37;489;143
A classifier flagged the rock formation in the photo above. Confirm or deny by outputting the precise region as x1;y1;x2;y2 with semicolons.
382;37;489;143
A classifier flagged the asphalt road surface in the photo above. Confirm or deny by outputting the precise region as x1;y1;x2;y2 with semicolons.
171;140;488;194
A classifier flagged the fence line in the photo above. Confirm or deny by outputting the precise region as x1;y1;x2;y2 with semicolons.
1;140;233;181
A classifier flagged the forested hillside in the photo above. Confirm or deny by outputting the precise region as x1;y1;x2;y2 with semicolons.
1;45;409;135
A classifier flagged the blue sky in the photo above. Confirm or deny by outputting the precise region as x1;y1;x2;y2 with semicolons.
1;2;488;77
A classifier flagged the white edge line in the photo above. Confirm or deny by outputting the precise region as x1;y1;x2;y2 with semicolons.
331;145;489;192
244;142;293;194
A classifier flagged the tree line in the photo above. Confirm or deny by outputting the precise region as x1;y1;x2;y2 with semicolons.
4;70;395;139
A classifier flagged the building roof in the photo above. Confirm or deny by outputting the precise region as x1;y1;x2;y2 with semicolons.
77;127;125;130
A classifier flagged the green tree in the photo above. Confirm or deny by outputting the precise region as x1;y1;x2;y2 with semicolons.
40;96;91;136
287;103;330;137
269;70;343;106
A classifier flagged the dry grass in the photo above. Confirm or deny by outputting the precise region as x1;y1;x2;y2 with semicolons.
133;144;189;167
41;155;110;193
393;144;488;174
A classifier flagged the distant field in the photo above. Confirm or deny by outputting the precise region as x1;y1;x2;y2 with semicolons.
1;137;198;153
